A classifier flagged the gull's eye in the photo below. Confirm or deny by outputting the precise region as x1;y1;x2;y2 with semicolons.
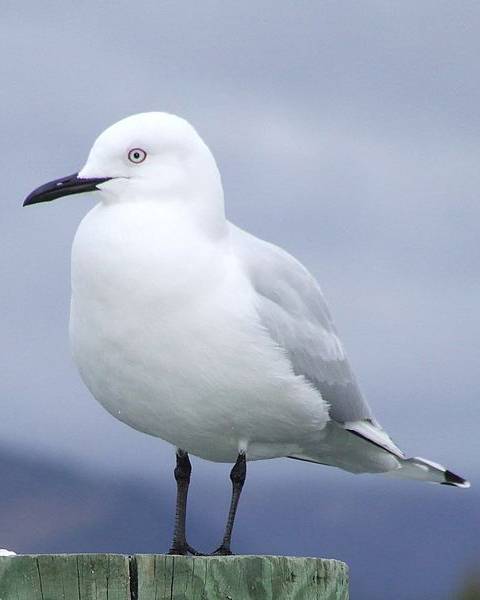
128;148;147;164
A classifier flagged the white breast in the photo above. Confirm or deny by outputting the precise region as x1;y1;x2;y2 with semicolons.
70;203;329;462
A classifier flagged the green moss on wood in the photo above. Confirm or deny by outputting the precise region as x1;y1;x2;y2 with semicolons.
0;554;348;600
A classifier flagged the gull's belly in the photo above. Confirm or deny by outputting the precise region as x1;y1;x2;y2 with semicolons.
70;290;327;462
69;205;328;462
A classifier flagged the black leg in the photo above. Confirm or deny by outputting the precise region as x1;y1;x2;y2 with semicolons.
168;449;201;555
212;452;247;556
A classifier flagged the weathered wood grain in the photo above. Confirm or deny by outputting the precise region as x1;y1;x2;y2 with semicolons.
0;554;130;600
0;554;348;600
135;555;348;600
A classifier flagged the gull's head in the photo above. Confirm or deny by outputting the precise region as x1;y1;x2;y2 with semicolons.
24;112;225;222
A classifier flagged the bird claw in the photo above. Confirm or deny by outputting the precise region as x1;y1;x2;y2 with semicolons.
168;543;204;556
187;544;205;556
210;545;233;556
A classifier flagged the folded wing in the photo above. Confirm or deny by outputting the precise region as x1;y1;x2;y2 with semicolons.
233;225;374;424
232;226;470;487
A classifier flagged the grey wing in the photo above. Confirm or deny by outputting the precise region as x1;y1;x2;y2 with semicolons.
232;225;374;424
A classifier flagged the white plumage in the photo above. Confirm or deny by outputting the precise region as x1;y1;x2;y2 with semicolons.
28;112;471;488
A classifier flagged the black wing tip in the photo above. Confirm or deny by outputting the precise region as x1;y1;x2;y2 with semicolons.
442;470;471;489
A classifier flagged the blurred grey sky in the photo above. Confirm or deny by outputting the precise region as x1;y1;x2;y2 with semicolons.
1;1;478;483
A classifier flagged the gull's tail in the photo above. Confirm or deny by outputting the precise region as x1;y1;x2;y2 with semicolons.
344;420;471;488
386;456;470;488
290;420;470;488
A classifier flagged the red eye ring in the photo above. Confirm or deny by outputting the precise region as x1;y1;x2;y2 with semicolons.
128;148;147;163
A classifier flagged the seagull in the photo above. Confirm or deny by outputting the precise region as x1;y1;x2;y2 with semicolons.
24;112;469;555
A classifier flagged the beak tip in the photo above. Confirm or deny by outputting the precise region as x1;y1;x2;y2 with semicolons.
22;173;111;207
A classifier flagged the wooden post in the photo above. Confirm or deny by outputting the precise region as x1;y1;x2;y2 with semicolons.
0;554;349;599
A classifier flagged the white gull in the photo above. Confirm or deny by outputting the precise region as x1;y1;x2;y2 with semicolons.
24;112;469;554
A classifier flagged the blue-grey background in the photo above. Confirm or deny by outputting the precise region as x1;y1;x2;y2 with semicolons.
1;2;479;598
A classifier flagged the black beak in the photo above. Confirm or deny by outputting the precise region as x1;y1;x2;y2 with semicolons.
23;172;111;207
